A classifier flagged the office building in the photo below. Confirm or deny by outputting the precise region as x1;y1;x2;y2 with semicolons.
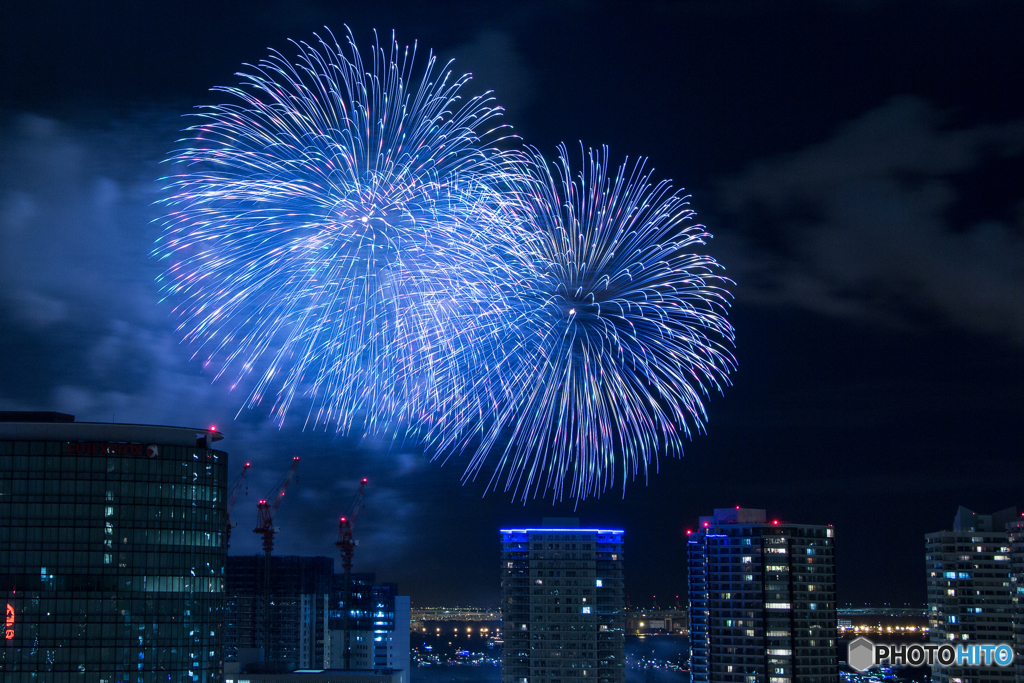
0;411;227;682
926;505;1017;683
500;518;625;683
687;507;836;683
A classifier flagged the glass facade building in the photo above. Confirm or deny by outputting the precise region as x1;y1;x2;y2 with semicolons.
688;508;836;683
500;519;625;683
0;413;227;683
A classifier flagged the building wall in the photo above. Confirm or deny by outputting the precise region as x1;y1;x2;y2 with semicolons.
688;510;836;683
327;582;409;671
0;424;227;682
500;526;625;683
225;555;334;670
1008;521;1024;683
926;527;1016;683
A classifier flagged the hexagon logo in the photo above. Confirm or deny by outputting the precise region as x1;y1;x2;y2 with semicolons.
848;637;875;671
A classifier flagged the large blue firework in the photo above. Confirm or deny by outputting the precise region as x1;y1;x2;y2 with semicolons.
155;29;517;432
155;28;736;502
424;146;736;502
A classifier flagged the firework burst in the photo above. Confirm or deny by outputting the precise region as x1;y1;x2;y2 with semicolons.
156;28;736;502
154;28;517;432
424;145;736;501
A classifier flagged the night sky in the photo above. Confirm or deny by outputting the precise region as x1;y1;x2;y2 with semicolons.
2;0;1023;610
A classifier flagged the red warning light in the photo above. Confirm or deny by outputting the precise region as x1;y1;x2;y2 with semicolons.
341;517;347;522
772;520;779;525
210;425;216;432
362;478;368;483
703;522;708;527
735;505;740;509
245;462;251;468
686;530;691;535
293;456;300;461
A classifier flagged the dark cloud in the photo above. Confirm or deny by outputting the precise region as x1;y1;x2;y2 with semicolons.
717;96;1024;341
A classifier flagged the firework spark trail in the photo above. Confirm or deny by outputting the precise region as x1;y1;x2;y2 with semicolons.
421;145;736;501
155;28;524;434
155;29;735;502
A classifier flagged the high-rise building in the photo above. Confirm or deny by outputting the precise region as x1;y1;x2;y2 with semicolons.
225;564;409;675
328;577;409;670
224;555;334;670
500;518;625;683
0;411;227;682
687;507;836;683
926;505;1017;683
1008;519;1024;682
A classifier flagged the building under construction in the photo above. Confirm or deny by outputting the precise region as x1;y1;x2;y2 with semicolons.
225;555;334;671
224;562;409;674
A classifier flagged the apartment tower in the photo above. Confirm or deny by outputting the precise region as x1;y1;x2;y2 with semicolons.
500;518;625;683
688;507;837;683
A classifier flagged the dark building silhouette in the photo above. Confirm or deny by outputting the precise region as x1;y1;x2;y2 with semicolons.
500;518;625;683
0;412;227;682
688;507;837;683
224;555;334;670
225;563;408;674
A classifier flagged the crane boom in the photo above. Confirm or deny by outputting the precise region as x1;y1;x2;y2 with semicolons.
254;457;300;555
269;456;300;512
227;461;252;513
224;461;251;549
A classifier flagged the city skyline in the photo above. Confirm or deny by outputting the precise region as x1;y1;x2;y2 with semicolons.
2;0;1023;612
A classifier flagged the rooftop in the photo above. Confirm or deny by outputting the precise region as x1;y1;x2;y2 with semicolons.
0;411;224;447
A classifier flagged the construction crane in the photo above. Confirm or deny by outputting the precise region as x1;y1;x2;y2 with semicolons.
335;477;368;670
224;461;251;549
253;456;300;557
252;456;300;652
